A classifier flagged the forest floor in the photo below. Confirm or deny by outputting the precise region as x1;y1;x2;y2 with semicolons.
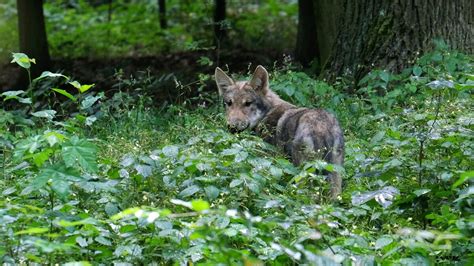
0;48;284;94
1;46;472;264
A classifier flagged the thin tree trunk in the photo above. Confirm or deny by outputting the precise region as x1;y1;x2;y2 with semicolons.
158;0;167;29
325;0;474;87
214;0;226;44
295;0;319;68
213;0;226;66
17;0;51;78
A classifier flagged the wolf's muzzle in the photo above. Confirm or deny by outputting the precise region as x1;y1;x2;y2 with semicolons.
227;121;249;133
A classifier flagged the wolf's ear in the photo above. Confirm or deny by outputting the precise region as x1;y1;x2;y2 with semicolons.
249;65;269;94
215;67;234;96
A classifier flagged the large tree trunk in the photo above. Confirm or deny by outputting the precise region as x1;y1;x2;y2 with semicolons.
158;0;167;29
325;0;474;86
313;0;342;68
17;0;51;78
295;0;319;67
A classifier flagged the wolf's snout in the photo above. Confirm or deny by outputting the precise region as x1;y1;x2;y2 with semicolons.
227;120;249;133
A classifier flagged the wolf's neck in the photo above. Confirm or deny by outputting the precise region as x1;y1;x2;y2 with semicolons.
265;90;294;108
256;91;295;142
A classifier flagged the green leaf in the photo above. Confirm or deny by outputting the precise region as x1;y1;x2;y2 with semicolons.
375;236;393;249
191;199;210;211
1;90;31;103
431;52;443;61
11;53;35;69
15;227;49;235
80;95;101;109
95;236;112;246
269;167;283;178
34;71;68;82
76;236;88;247
57;218;97;227
413;188;431;197
31;110;57;120
283;85;295;96
453;170;473;188
229;179;243;188
204;185;220;200
380;71;390;83
52;88;77;102
162;145;179;158
32;149;53;167
110;207;141;221
63;262;92;266
247;182;260;193
69;81;94;93
51;179;71;199
18;97;32;104
31;164;82;197
44;131;66;147
61;136;98;173
69;81;81;89
79;84;94;93
1;90;25;98
412;66;422;76
178;185;200;198
135;164;152;177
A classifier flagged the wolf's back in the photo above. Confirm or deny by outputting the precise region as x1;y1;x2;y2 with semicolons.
272;107;344;166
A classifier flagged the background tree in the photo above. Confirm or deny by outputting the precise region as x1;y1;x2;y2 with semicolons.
213;0;226;45
294;0;319;68
158;0;166;29
324;0;473;85
17;0;51;78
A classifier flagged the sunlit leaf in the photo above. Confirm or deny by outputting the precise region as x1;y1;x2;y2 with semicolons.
31;110;57;120
52;88;77;102
191;199;210;211
453;170;473;188
15;227;49;235
61;136;98;173
162;145;179;158
11;52;35;69
34;71;68;82
80;95;101;109
352;186;399;208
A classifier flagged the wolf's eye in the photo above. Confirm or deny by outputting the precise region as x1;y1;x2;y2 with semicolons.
224;100;232;107
244;100;253;107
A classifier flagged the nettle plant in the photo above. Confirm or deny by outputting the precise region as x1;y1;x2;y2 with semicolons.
6;53;102;122
1;53;105;261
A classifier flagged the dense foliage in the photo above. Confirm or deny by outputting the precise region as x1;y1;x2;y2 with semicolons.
1;41;472;264
0;0;297;61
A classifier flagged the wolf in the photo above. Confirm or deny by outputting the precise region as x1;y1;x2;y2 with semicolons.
215;65;344;199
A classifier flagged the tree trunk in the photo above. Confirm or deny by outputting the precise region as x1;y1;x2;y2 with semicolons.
295;0;320;68
17;0;51;78
313;0;342;68
214;0;226;44
325;0;474;86
158;0;167;29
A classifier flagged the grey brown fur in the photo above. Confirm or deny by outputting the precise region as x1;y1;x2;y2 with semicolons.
215;65;344;199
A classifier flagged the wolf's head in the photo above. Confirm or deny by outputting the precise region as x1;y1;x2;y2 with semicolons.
215;65;271;133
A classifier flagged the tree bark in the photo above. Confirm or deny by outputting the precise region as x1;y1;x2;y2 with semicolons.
313;0;342;67
295;0;320;67
325;0;474;86
17;0;51;78
158;0;167;29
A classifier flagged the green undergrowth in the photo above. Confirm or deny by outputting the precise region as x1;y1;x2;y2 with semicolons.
0;46;473;264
